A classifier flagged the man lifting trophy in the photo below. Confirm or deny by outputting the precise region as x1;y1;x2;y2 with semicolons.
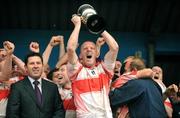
77;4;106;34
67;3;119;118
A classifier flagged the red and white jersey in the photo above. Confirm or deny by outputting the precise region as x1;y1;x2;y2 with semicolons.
58;87;76;118
0;76;24;100
67;61;114;118
110;71;137;118
111;71;137;89
0;76;24;116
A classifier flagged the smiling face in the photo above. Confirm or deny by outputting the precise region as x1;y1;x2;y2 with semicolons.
52;65;69;86
25;56;43;79
80;41;98;68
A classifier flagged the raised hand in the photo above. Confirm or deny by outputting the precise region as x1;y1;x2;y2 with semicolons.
3;41;15;55
29;42;40;53
50;35;64;47
167;84;178;93
96;37;105;47
71;14;81;26
96;37;105;57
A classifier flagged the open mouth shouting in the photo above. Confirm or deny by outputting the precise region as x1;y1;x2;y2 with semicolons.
86;55;92;59
58;77;63;80
154;75;159;79
86;52;93;59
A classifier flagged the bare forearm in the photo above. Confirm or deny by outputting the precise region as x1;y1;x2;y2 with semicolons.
59;43;65;59
0;55;12;81
67;24;81;51
56;53;68;68
42;44;53;66
102;30;119;63
101;30;119;52
12;54;26;74
67;25;80;64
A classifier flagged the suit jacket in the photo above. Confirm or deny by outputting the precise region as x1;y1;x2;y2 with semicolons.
6;77;65;118
110;78;167;118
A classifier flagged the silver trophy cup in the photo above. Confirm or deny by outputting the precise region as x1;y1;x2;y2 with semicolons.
77;4;106;34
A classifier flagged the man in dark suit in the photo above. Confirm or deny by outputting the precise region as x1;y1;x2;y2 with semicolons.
109;57;167;118
6;52;65;118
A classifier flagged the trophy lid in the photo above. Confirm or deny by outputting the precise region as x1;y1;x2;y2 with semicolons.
77;4;95;15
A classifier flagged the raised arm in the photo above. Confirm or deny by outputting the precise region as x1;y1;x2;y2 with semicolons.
66;15;81;65
12;54;26;75
58;36;65;60
100;31;119;71
55;53;68;68
0;41;14;81
96;37;106;58
42;36;63;66
101;31;119;63
55;36;66;68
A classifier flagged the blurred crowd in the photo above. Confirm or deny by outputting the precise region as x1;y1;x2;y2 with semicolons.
0;14;179;118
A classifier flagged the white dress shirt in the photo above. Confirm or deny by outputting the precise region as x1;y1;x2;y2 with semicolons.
28;76;42;93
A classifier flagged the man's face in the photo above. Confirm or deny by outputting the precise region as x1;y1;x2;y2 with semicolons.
152;66;163;80
114;61;121;76
0;49;7;62
80;41;97;67
52;65;68;85
25;56;43;79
